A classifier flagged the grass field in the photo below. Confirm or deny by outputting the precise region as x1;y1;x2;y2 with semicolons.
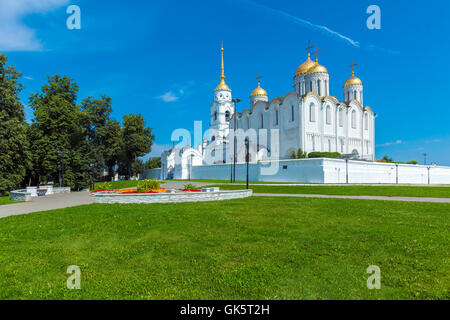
0;197;448;300
94;180;450;198
214;185;450;198
0;197;19;206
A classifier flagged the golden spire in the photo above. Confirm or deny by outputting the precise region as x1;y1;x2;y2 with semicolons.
348;60;358;76
216;41;231;91
295;41;316;76
305;40;313;59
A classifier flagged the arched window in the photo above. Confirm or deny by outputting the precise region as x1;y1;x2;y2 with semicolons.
211;136;215;142
339;109;344;127
225;111;230;121
309;104;316;122
260;113;264;128
291;105;295;122
310;81;313;92
326;106;331;125
214;111;217;121
317;80;321;96
364;113;369;130
351;110;357;129
274;109;279;126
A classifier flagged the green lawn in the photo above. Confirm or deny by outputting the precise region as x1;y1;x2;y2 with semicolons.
0;197;448;300
0;197;19;206
214;185;450;198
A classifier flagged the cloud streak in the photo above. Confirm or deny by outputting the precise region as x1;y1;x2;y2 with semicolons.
246;0;359;47
246;1;399;54
0;0;69;51
377;140;403;147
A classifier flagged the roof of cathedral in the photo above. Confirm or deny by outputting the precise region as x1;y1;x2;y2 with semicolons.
295;54;316;76
251;82;268;97
344;72;363;86
306;60;329;75
215;45;231;91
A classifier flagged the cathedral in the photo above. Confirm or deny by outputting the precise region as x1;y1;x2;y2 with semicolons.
162;43;376;179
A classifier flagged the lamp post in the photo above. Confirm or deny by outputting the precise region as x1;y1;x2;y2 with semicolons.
245;138;249;190
232;98;241;182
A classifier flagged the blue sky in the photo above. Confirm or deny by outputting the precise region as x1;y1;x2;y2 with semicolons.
2;0;449;165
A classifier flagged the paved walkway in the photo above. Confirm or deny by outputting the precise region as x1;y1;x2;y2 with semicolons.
253;193;450;203
0;192;94;219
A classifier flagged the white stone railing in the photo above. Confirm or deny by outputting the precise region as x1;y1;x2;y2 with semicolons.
10;190;32;202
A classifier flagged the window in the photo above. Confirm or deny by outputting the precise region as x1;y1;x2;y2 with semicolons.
291;105;295;122
310;81;313;92
339;109;344;127
341;139;344;153
260;113;264;128
274;109;279;126
328;139;331;152
326;106;331;125
325;80;328;96
364;113;369;130
309;104;316;122
211;136;215;142
317;80;321;96
214;111;217;121
351;110;356;129
225;111;230;121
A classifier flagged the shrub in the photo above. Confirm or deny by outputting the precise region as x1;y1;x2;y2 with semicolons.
289;151;297;159
407;160;419;165
308;152;341;159
184;183;198;191
137;179;161;193
96;182;113;191
297;148;308;159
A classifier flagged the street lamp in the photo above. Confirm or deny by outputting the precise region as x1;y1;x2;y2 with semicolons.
245;137;249;190
232;98;241;182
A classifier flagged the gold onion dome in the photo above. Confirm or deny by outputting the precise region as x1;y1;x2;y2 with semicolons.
251;82;268;97
306;60;328;75
295;53;316;76
215;45;231;91
345;71;363;86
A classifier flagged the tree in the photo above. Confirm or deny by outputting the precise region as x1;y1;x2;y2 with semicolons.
81;95;124;181
131;159;145;177
380;155;393;163
297;148;308;159
120;114;154;178
28;75;89;189
145;157;161;169
0;54;30;195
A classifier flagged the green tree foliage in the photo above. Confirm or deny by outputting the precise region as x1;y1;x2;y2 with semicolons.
145;157;161;169
0;54;30;195
81;95;123;181
407;160;419;165
297;148;308;159
28;75;89;189
120;114;154;178
379;155;394;163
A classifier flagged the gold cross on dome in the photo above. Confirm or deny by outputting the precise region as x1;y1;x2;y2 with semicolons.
312;45;322;62
305;40;313;56
348;60;358;75
256;73;262;85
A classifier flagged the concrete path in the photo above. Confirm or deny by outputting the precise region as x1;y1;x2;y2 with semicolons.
0;192;94;219
253;193;450;203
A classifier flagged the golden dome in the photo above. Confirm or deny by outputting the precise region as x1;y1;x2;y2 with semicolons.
344;72;363;87
251;82;268;97
306;61;328;75
295;54;316;76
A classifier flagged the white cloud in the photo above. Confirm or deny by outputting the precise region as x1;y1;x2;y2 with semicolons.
158;91;179;103
0;0;69;51
377;140;403;147
424;139;442;144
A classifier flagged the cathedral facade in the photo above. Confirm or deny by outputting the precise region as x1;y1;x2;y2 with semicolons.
162;43;376;179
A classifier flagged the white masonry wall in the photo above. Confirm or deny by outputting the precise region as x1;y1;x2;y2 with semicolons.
184;158;450;185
